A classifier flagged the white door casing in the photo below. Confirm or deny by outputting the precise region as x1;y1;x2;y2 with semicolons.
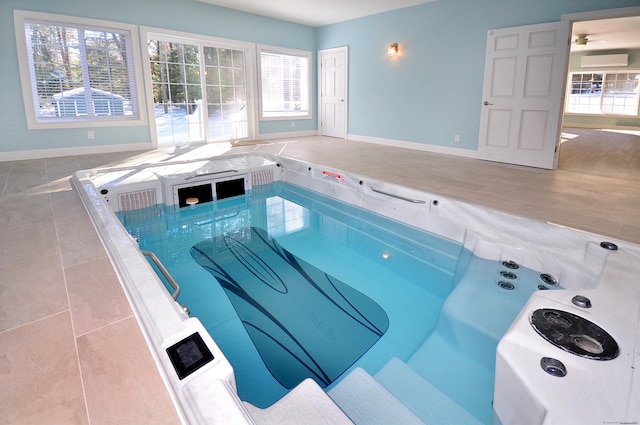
478;21;571;169
319;47;348;139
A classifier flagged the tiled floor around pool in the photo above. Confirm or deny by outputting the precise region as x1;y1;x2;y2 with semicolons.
1;134;638;423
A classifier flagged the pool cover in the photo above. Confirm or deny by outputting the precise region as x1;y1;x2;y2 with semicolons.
190;226;388;389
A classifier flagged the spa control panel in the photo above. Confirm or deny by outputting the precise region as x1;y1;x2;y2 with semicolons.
166;332;215;380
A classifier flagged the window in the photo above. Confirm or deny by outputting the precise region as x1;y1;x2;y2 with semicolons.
566;71;640;116
258;46;311;119
266;196;308;236
14;11;144;128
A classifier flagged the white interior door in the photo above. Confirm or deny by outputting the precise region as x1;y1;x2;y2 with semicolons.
319;47;348;138
478;21;570;169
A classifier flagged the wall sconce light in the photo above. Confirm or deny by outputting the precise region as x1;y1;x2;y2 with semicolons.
387;43;399;57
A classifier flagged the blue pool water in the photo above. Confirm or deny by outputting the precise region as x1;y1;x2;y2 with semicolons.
118;182;562;423
190;225;390;389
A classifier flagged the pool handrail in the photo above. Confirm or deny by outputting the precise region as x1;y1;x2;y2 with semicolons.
370;186;426;204
184;169;239;180
142;250;181;301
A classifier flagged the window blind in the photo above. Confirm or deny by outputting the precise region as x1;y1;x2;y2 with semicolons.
259;49;309;118
24;20;139;122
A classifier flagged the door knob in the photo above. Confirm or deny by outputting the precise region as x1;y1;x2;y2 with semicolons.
483;101;493;106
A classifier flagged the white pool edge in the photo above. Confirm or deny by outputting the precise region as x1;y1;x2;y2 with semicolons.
73;152;640;425
72;173;256;425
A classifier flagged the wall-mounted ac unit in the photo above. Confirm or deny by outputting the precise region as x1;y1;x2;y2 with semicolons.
580;54;628;68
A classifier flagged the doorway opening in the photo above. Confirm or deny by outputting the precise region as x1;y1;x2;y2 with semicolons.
559;8;640;179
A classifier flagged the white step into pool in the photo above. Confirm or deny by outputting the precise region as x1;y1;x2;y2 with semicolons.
328;367;425;425
329;358;484;425
245;378;354;425
375;357;483;425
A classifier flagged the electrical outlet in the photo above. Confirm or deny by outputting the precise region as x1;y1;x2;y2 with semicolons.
454;134;461;142
291;121;295;127
87;131;95;139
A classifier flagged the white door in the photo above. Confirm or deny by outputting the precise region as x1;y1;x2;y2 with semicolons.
319;47;348;138
478;21;570;169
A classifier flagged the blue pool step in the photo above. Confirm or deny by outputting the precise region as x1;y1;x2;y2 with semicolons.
407;332;494;423
438;256;544;359
328;358;482;425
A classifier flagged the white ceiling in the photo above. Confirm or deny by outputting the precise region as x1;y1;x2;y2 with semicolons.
195;0;640;51
571;16;640;51
196;0;436;27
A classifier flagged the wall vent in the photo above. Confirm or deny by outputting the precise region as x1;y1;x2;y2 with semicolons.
118;189;157;211
252;170;274;186
580;54;628;68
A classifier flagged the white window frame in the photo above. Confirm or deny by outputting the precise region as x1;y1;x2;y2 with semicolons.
14;10;147;129
257;45;312;120
565;69;640;117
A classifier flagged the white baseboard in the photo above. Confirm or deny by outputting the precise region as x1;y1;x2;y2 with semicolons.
259;130;318;140
562;123;640;131
1;142;153;162
347;134;478;158
2;133;479;162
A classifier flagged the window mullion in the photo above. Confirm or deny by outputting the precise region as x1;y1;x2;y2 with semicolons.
78;28;95;116
104;33;113;98
598;72;605;114
198;43;210;142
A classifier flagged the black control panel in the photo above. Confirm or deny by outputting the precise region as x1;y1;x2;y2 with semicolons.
166;332;215;380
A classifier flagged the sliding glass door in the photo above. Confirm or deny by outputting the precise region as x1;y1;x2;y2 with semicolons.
203;46;248;141
147;36;250;145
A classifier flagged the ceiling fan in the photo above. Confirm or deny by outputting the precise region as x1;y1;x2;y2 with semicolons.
572;34;606;47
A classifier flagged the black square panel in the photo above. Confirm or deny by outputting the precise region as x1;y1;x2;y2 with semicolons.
166;332;215;380
215;178;245;200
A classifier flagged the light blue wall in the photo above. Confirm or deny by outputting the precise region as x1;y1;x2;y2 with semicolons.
0;0;316;157
317;0;640;151
564;48;640;128
3;0;640;158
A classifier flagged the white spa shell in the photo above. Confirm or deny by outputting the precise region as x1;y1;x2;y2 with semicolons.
73;153;640;425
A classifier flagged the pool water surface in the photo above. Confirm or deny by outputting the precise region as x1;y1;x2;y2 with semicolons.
118;182;561;422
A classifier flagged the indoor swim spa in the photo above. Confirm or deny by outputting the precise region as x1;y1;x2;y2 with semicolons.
73;152;640;425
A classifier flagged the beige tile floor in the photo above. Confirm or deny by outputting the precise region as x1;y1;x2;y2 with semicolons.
1;136;638;424
0;154;181;425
